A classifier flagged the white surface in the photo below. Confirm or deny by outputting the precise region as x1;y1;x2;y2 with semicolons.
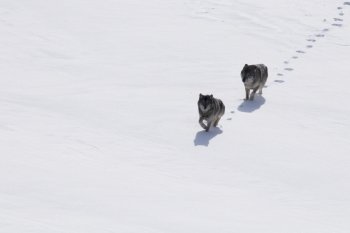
0;0;350;232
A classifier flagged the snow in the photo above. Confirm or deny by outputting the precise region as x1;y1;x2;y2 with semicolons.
1;0;350;232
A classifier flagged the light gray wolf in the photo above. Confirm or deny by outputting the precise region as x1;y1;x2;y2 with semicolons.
197;94;225;132
240;64;268;100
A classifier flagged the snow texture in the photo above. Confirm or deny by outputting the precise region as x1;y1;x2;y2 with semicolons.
0;0;350;232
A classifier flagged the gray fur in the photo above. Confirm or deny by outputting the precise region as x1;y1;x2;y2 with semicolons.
198;94;225;132
240;64;268;100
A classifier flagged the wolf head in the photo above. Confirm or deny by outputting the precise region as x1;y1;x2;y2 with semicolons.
198;94;213;112
241;64;260;84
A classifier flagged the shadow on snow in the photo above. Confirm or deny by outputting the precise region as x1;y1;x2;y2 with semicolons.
193;127;223;146
237;95;266;113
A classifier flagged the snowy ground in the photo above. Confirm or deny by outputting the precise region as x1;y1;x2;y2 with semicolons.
1;0;350;232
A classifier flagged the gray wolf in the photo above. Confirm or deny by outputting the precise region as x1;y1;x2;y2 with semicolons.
240;64;268;100
197;94;225;132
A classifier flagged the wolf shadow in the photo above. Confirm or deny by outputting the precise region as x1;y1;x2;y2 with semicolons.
237;95;266;113
193;127;223;146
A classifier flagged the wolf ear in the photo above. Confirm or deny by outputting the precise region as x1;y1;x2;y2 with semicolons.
242;64;248;72
199;93;203;98
210;94;213;98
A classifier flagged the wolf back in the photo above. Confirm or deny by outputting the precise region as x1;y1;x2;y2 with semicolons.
197;94;225;132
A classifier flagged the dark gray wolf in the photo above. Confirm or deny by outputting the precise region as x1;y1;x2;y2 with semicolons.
197;94;225;132
240;64;268;100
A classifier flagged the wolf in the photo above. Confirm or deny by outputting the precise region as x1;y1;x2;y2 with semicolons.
240;64;268;100
197;94;225;132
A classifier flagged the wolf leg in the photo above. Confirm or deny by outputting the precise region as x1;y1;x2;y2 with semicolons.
199;117;207;130
245;88;250;100
250;87;259;100
205;120;212;132
259;76;267;94
214;117;221;127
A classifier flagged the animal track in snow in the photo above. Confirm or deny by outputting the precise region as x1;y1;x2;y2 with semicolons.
275;1;347;89
274;80;285;83
332;23;343;27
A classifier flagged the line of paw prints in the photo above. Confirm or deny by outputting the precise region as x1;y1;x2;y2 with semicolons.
226;3;350;120
274;2;349;84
